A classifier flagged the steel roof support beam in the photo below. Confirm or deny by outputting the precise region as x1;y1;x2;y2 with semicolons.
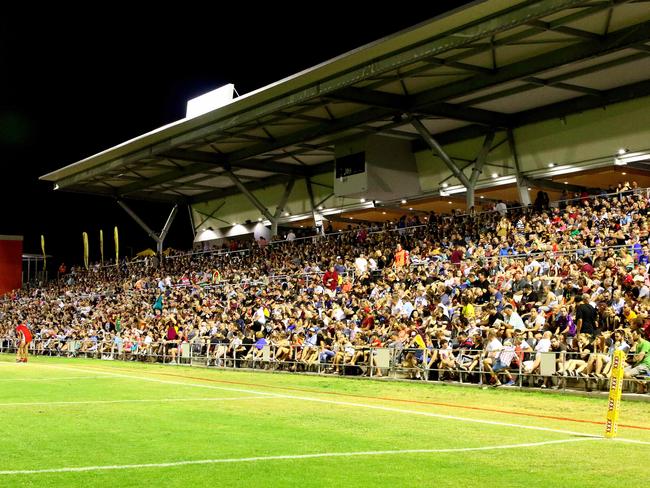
305;177;324;235
159;204;178;246
507;130;530;206
162;149;309;177
187;204;196;239
271;178;295;238
412;19;650;110
411;117;472;190
224;170;275;223
461;51;649;106
194;201;226;231
467;131;496;208
330;87;511;127
117;200;178;266
420;76;650;151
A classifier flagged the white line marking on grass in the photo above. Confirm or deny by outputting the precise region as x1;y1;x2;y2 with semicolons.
38;364;650;444
0;396;269;407
0;376;113;382
38;364;602;438
611;438;650;445
0;438;601;475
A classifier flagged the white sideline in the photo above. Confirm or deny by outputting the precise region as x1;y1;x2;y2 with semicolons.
0;396;268;407
0;438;601;475
36;364;650;445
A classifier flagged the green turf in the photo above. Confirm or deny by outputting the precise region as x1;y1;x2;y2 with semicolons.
0;355;648;487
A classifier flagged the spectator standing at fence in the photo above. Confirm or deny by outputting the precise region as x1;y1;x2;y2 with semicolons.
15;322;32;363
575;294;597;336
394;243;409;269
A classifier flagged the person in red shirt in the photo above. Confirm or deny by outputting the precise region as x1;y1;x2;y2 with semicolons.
15;323;32;363
322;266;339;292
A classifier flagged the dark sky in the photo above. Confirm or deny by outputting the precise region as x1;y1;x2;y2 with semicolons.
0;2;475;268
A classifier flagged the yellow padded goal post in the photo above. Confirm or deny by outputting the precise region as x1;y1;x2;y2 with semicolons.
604;350;626;438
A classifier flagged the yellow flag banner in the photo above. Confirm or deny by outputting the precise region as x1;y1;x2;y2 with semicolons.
604;349;626;438
114;226;119;267
41;234;46;268
83;232;89;270
100;230;104;265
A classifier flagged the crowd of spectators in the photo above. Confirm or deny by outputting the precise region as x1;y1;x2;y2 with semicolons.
2;185;650;393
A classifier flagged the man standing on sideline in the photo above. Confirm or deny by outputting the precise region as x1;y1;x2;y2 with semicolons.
575;294;597;336
15;322;32;363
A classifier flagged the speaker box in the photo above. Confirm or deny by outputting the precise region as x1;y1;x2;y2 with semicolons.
334;135;420;200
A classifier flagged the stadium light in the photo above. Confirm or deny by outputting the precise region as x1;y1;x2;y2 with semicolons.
186;84;236;118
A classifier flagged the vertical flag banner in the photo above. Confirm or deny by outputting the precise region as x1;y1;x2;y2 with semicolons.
83;232;89;270
604;349;625;438
41;234;46;268
114;226;119;266
100;230;104;266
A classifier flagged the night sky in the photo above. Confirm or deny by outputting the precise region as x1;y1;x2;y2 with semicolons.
1;3;475;269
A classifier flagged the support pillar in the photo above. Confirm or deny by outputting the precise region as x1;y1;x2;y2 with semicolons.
187;204;196;240
117;200;178;267
507;129;530;206
411;117;472;189
305;178;324;235
467;131;495;209
224;170;275;222
271;178;296;240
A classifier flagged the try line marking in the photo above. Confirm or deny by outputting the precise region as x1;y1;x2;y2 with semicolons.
0;396;269;407
0;438;600;475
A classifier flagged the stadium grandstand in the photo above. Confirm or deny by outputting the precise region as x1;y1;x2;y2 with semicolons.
3;2;650;485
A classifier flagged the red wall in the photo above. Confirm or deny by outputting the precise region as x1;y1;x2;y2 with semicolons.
0;236;23;295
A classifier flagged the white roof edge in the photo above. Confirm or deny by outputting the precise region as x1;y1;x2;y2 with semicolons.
41;0;527;183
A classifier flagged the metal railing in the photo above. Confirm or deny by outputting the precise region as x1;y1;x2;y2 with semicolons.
3;338;646;395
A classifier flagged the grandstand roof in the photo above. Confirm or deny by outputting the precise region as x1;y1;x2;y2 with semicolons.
41;0;650;204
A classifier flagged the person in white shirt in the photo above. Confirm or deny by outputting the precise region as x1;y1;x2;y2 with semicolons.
524;308;546;335
286;230;296;241
499;305;526;333
354;254;369;275
523;331;552;378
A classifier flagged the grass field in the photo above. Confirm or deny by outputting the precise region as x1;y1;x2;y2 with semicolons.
0;355;649;487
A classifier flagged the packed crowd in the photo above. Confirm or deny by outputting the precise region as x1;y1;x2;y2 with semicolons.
2;186;650;392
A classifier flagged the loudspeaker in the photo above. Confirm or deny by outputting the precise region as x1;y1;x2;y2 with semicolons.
334;135;420;200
